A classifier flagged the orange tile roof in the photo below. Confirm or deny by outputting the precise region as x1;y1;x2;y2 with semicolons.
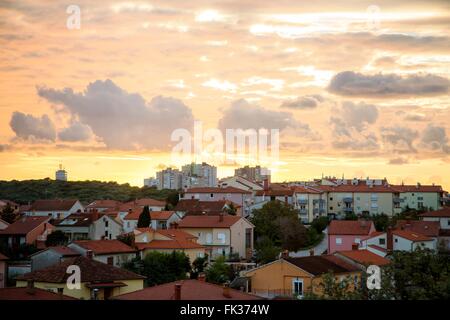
113;279;262;300
336;250;390;266
419;207;450;218
362;231;385;240
72;240;136;255
124;210;176;221
119;198;166;211
178;215;242;228
184;187;252;194
290;186;323;194
391;185;443;193
368;244;387;253
86;200;122;209
0;216;50;235
29;199;79;211
392;230;432;242
156;229;198;240
136;239;204;250
328;220;374;235
316;184;396;193
395;220;440;237
0;287;76;300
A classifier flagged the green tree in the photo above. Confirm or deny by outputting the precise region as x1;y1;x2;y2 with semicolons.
224;203;237;216
279;216;308;251
117;232;135;247
206;256;233;284
191;255;209;279
166;191;180;208
45;230;69;247
370;213;390;231
137;205;151;228
254;236;280;264
0;203;16;224
310;216;329;233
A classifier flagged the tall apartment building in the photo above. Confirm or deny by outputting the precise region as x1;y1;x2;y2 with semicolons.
234;165;270;182
156;168;183;190
143;177;159;188
181;162;217;188
55;164;68;181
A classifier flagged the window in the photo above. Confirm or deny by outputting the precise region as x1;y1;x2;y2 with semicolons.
336;238;342;245
330;206;333;211
104;220;109;228
447;220;450;226
379;238;385;245
395;238;398;243
329;197;333;201
217;233;226;244
206;233;212;244
107;257;114;265
293;279;303;297
210;193;214;198
104;230;108;238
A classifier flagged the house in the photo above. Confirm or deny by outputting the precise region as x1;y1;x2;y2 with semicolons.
23;199;84;219
334;249;390;271
218;176;263;192
85;200;123;212
16;255;145;300
328;220;375;253
30;246;80;271
68;240;137;267
174;199;242;216
0;252;8;288
177;215;254;260
123;210;181;233
133;228;206;263
0;218;9;231
395;220;440;240
392;184;444;211
420;207;450;249
0;216;54;249
180;187;253;217
291;186;327;223
359;231;388;257
55;211;123;241
243;254;361;299
119;198;166;213
0;285;76;300
391;229;436;251
114;278;262;300
253;181;295;213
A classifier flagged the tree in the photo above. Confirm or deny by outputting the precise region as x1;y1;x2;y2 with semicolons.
45;230;68;247
310;216;329;233
224;203;237;216
344;212;358;220
254;236;280;264
304;272;363;300
1;203;16;224
279;216;308;251
191;255;209;279
370;213;390;231
166;191;180;208
206;256;233;284
137;205;151;228
117;233;135;247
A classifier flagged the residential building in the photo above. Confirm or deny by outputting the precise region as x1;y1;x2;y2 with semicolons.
123;210;181;233
218;176;263;192
16;256;145;300
0;253;7;288
291;186;327;223
392;230;437;251
156;167;183;190
0;286;76;300
243;255;361;299
143;177;159;187
85;200;122;212
334;249;390;271
420;207;450;249
68;240;137;267
0;216;54;249
177;215;254;260
118;198;166;222
181;162;217;188
29;246;80;271
328;220;375;253
114;279;262;300
55;164;68;181
55;211;123;241
23;199;84;219
181;187;253;217
253;183;295;213
133;227;206;263
234;165;270;182
174;199;242;216
393;184;444;211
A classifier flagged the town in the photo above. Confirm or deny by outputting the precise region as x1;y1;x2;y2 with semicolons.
0;163;448;300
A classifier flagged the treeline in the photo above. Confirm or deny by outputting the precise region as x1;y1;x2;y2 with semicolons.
0;178;177;205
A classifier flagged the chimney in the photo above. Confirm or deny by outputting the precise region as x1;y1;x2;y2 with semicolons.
197;272;206;282
309;249;314;256
91;209;99;222
174;284;181;300
219;212;224;222
352;243;359;250
263;178;269;191
387;227;393;252
86;250;93;260
223;284;231;298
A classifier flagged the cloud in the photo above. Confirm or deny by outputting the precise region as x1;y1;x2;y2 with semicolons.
328;71;449;98
381;127;419;153
218;99;303;131
388;157;409;165
58;122;94;142
280;94;324;109
404;113;427;122
37;79;194;150
420;124;450;153
9;112;56;142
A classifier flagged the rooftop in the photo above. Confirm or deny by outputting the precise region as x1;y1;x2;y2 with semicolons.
328;220;374;236
0;287;76;300
392;230;432;242
178;215;243;228
184;187;252;194
29;199;79;211
119;198;166;211
285;255;359;276
336;249;390;266
0;216;50;235
395;220;440;237
124;210;176;221
86;200;122;209
419;207;450;218
72;240;136;255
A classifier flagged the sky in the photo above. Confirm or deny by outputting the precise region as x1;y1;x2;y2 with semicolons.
0;0;449;189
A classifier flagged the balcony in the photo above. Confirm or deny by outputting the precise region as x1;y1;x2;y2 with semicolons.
393;197;404;203
343;207;353;213
343;197;353;203
297;199;308;205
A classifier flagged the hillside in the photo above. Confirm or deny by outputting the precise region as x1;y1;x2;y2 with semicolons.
0;178;177;205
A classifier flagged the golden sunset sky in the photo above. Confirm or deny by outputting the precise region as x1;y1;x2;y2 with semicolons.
0;0;449;189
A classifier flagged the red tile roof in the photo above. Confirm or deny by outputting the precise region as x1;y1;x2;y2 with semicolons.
368;244;387;253
86;200;122;209
184;187;252;194
31;246;80;257
156;229;198;240
174;199;236;215
178;215;242;228
56;212;111;227
0;252;8;260
419;207;450;218
290;186;323;194
119;199;166;211
392;230;432;242
0;216;50;235
391;185;443;193
328;220;374;236
124;210;176;221
136;239;204;250
395;220;440;237
113;279;262;300
254;189;294;196
336;250;390;266
316;184;396;193
0;287;76;300
285;255;359;276
17;256;145;283
29;199;80;211
362;231;385;241
72;240;136;255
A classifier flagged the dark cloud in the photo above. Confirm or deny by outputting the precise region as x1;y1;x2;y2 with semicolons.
37;79;194;150
420;124;450;153
280;95;324;109
404;113;427;122
328;71;449;98
381;127;419;153
9;112;56;142
58;122;93;142
388;157;409;165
